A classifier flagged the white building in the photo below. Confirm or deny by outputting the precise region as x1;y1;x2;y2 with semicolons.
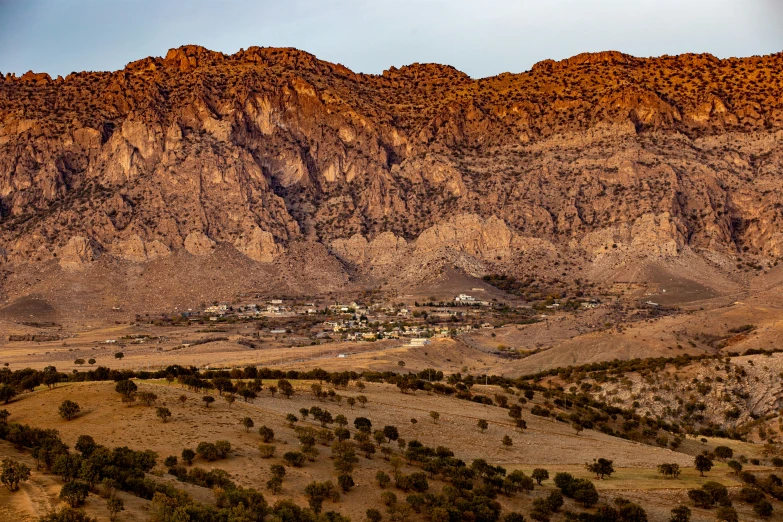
410;338;431;346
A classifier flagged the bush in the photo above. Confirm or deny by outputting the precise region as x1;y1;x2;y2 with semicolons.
58;400;81;421
669;505;690;522
39;507;96;522
715;507;738;522
283;452;305;467
702;481;731;507
60;481;90;507
259;426;274;443
181;448;195;465
714;446;733;460
156;407;171;423
754;499;773;518
338;474;354;492
739;486;764;504
687;488;714;508
259;444;275;458
196;442;219;461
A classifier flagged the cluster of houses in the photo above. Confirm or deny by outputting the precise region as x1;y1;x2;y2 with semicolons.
185;292;520;350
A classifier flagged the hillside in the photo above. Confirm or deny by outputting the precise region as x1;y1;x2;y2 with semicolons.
1;46;783;311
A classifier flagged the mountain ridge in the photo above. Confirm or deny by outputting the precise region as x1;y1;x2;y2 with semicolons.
1;45;782;308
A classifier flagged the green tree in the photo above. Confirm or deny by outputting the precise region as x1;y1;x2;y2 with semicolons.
715;507;738;522
376;470;391;488
137;391;157;406
59;481;90;507
304;480;338;513
694;454;713;476
107;495;124;521
714;446;733;460
687;489;714;508
241;417;254;432
181;448;195;465
477;419;488;432
156;407;172;423
669;505;691;522
74;435;96;457
266;476;283;493
283;452;305;467
202;395;215;408
502;435;513;446
259;426;274;442
383;425;399;443
196;442;219;461
1;458;31;491
58;400;81;421
753;500;773;519
532;468;549;485
215;440;231;459
278;379;295;399
338;474;354;492
0;384;16;404
586;458;614;479
259;444;276;458
114;379;137;399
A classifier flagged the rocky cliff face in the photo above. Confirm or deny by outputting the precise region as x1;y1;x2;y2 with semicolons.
1;46;782;287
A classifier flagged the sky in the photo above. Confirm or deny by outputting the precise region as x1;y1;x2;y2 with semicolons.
1;0;782;79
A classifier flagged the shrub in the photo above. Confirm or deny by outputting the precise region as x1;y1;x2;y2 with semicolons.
59;481;90;507
58;400;81;421
283;452;305;467
39;507;96;522
259;444;275;458
181;448;195;465
669;505;690;522
259;426;274;442
156;407;172;423
715;507;738;522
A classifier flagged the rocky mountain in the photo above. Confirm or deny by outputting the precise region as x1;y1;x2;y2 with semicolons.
1;46;782;301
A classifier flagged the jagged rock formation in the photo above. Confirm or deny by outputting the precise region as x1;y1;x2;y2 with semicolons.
1;45;783;291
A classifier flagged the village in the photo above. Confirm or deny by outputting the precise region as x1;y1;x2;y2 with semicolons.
186;293;512;347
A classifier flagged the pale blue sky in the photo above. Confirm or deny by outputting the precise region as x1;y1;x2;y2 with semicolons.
1;0;782;78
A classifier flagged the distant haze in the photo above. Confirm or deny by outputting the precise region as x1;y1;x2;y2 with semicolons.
1;0;782;78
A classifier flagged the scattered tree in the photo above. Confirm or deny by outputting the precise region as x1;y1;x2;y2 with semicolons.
1;458;31;492
59;481;90;507
259;426;274;443
694;454;713;476
669;505;691;522
181;448;195;465
532;468;549;485
156;407;172;423
58;400;81;421
107;495;124;521
586;458;614;479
